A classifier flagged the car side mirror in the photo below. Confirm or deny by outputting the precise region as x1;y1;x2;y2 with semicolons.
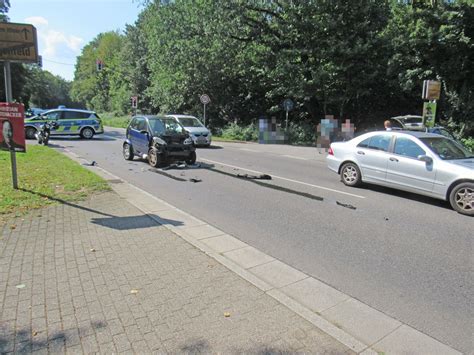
418;155;433;164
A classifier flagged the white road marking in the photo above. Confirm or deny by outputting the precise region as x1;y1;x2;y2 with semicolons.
283;155;308;160
201;158;366;199
239;148;259;152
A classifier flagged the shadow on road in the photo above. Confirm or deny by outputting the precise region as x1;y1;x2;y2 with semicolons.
357;184;452;211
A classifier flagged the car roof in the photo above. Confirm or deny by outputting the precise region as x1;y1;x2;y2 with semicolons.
134;115;169;120
44;108;95;114
166;114;198;119
365;130;445;139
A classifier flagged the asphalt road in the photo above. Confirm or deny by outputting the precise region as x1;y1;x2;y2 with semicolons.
45;128;472;353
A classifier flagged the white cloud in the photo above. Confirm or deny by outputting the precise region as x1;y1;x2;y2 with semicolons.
24;16;49;27
42;30;83;57
23;16;84;58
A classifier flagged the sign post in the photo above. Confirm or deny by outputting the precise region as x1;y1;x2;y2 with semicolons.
200;94;210;126
1;22;38;189
421;80;441;129
283;98;294;130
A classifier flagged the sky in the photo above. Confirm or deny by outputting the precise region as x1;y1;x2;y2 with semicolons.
8;0;144;81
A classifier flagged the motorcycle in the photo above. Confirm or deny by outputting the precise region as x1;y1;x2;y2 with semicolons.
35;121;58;146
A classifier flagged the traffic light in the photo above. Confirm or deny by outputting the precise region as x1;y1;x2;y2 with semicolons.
131;96;138;108
96;59;103;71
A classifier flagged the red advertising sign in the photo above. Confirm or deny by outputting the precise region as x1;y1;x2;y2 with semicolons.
0;102;26;152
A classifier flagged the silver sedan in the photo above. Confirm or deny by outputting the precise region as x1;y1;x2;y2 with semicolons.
327;131;474;216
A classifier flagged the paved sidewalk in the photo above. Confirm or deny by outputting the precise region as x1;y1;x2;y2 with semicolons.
0;191;352;354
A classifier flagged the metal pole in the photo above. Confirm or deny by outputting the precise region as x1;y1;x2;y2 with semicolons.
285;110;289;130
4;61;18;189
203;103;206;126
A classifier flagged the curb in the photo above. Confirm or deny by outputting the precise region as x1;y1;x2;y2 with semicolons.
60;147;462;355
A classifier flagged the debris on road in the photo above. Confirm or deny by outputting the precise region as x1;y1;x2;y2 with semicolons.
82;161;97;166
16;284;26;289
237;173;272;180
189;178;202;183
130;289;139;294
224;312;231;317
336;201;356;210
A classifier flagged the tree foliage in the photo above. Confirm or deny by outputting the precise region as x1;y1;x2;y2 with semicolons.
70;0;473;135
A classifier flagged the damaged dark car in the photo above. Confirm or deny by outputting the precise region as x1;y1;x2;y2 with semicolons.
123;115;196;167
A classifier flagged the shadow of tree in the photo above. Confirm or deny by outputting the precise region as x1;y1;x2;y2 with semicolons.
0;320;107;353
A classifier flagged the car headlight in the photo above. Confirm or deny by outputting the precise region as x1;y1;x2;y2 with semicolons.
184;137;193;145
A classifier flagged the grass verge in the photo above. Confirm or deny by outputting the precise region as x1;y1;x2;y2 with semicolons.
0;146;110;224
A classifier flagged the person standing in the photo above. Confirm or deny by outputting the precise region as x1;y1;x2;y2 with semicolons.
384;120;392;131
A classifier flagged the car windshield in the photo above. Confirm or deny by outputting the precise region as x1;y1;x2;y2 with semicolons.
178;117;203;127
420;137;473;160
150;118;184;135
400;117;422;124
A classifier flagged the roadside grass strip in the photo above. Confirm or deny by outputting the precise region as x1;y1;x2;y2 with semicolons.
0;146;110;224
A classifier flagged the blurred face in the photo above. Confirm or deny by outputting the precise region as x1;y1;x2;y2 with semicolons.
2;120;13;147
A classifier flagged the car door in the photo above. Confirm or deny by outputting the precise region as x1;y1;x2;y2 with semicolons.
355;134;392;183
129;117;149;155
54;110;80;135
42;111;62;135
385;136;436;193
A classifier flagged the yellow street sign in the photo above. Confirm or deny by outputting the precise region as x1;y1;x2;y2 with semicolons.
0;23;38;63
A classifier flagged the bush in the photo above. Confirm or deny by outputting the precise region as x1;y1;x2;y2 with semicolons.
221;123;258;141
287;121;316;145
461;137;474;151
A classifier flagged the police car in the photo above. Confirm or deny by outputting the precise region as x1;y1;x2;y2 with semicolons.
24;108;104;139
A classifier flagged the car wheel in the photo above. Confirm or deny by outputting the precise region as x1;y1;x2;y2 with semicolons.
80;127;94;139
25;127;37;140
148;148;163;168
123;143;134;161
186;151;197;165
449;182;474;216
340;162;362;187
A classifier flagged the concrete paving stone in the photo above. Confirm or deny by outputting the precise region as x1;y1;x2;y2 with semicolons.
249;259;308;289
371;324;462;355
279;277;350;313
178;224;226;240
200;233;248;253
112;333;132;352
322;298;402;346
150;208;206;229
223;246;275;269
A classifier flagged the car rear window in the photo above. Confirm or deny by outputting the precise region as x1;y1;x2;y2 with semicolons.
357;134;391;152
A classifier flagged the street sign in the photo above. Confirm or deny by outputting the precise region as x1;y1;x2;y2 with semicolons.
283;98;294;112
422;80;441;100
200;94;210;105
0;22;38;63
0;103;26;152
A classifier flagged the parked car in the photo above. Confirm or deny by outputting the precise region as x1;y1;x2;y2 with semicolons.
24;108;103;139
25;108;47;118
327;130;474;216
388;115;457;140
123;115;196;167
166;114;212;147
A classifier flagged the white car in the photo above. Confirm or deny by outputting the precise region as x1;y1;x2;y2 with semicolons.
327;131;474;216
166;114;212;147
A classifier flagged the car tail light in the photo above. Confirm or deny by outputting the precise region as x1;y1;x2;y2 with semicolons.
328;147;334;155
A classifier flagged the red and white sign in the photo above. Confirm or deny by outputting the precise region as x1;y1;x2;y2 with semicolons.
0;102;26;152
